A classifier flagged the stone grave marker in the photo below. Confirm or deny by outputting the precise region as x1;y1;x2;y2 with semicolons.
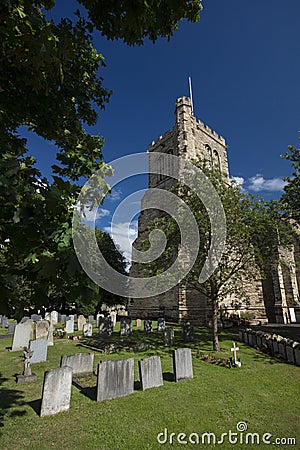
60;314;67;323
110;311;117;327
20;316;30;323
60;352;94;374
278;339;287;360
29;339;48;363
50;311;58;325
183;323;194;342
96;313;104;328
144;320;153;333
230;342;241;367
294;345;300;366
138;355;163;390
44;312;51;321
16;347;37;383
99;316;114;338
40;366;72;417
2;317;9;328
77;315;86;331
36;320;49;340
47;323;54;346
164;328;174;346
136;319;142;327
8;323;16;335
96;358;134;402
286;344;295;364
65;318;74;334
88;315;94;324
83;323;93;337
157;318;166;331
120;317;132;336
31;314;42;322
173;348;193;382
11;321;32;351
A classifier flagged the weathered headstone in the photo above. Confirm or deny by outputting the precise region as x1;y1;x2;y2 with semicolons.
138;356;163;390
164;328;174;346
29;339;48;363
60;314;67;323
157;318;166;331
60;352;94;374
96;358;134;402
110;311;117;326
20;316;30;323
47;323;54;346
31;314;42;322
40;366;72;417
77;315;86;331
83;323;93;337
120;317;132;336
96;313;104;328
286;344;295;364
45;312;51;321
8;323;16;335
238;329;244;341
11;322;32;351
99;317;114;338
2;317;9;328
136;319;142;327
50;311;58;325
278;339;287;360
65;318;74;334
173;348;193;382
144;320;153;333
294;345;300;366
36;320;49;340
88;315;94;324
16;347;37;383
183;323;194;342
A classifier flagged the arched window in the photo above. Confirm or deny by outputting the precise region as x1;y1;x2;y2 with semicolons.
212;149;221;172
204;144;212;168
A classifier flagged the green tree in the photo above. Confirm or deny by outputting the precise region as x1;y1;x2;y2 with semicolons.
0;0;202;315
281;138;300;222
143;165;282;351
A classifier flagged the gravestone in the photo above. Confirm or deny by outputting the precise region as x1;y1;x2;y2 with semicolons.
238;330;244;341
11;322;32;351
278;339;287;360
138;356;163;390
256;334;263;347
183;323;194;342
2;317;9;328
157;318;166;331
88;315;94;324
16;347;37;383
20;316;30;323
164;328;174;346
294;345;300;366
248;333;254;347
8;323;16;335
136;319;142;327
36;320;49;340
144;320;152;333
65;318;74;334
83;323;93;337
96;313;104;328
50;311;58;325
120;317;132;336
31;314;42;322
77;315;86;331
47;323;54;346
273;338;279;354
60;352;94;374
99;317;114;338
40;366;72;417
110;311;117;326
45;312;51;321
173;348;193;382
286;345;295;364
60;314;67;323
96;358;134;402
29;339;48;363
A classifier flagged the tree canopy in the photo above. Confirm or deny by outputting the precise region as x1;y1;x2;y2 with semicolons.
281;138;300;222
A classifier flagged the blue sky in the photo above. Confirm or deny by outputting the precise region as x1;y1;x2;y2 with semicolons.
25;0;300;260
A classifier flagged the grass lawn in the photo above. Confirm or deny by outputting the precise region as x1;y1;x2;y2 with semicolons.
0;323;299;449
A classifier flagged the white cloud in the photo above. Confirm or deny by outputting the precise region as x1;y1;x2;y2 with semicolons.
76;205;111;227
247;174;287;192
104;220;138;262
107;188;122;202
230;176;245;187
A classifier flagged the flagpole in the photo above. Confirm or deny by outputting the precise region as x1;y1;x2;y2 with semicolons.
188;76;194;115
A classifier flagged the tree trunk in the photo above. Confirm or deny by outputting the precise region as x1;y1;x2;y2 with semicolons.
212;298;220;351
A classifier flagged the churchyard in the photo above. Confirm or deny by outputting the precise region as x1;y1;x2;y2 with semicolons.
0;318;299;449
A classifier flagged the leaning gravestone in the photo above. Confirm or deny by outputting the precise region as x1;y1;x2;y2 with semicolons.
29;339;48;363
144;320;153;333
77;315;86;331
183;323;194;342
65;318;74;334
96;358;134;402
120;317;132;336
173;348;193;382
82;323;93;337
138;355;163;390
11;322;32;351
36;320;49;340
157;318;166;331
60;352;94;374
99;317;114;338
164;328;174;346
40;366;72;417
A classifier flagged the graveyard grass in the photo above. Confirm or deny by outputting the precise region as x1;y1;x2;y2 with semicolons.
0;324;299;450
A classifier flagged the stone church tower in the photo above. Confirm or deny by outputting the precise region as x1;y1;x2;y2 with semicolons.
128;97;300;325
